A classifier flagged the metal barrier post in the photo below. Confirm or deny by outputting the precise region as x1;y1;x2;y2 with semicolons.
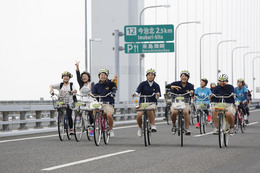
2;112;10;131
35;111;42;128
49;110;56;127
19;111;27;130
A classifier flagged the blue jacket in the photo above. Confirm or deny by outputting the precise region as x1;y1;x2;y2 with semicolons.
92;80;117;105
212;84;235;104
136;81;161;104
166;81;194;94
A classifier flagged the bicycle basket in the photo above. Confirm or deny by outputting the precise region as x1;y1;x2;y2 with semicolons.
172;97;186;110
195;102;208;110
135;102;156;111
214;103;228;111
89;100;102;110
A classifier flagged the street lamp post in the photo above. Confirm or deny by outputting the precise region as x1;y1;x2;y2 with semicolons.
85;0;88;72
139;4;170;83
175;21;201;81
89;38;102;74
231;46;249;85
243;52;260;81
216;40;236;82
199;32;222;80
252;56;260;99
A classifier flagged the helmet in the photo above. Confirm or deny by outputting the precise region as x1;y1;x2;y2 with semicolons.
98;68;109;76
218;74;228;82
210;82;216;88
61;71;73;79
201;78;208;86
81;71;91;82
237;78;245;85
146;68;156;76
180;70;190;78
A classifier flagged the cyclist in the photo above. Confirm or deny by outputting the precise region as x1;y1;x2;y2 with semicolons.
194;78;212;128
245;84;251;119
92;68;117;137
212;74;236;135
50;71;77;135
210;82;216;92
133;68;161;137
234;78;249;124
166;70;194;136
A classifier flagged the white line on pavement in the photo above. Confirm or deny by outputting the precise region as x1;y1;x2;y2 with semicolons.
41;150;135;171
247;122;259;126
193;132;214;137
0;134;57;144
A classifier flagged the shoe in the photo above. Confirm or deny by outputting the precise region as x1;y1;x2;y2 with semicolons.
110;130;115;137
213;128;218;135
171;126;177;135
207;115;211;122
137;128;142;137
244;115;248;120
185;129;191;136
195;122;200;128
229;127;235;135
69;129;74;135
151;125;157;132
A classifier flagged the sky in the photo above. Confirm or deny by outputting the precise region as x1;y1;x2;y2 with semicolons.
0;0;260;100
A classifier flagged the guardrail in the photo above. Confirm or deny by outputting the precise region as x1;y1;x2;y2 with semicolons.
0;100;259;132
0;100;166;132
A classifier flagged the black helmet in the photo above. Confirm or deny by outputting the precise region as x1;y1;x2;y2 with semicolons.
201;78;208;86
81;71;91;82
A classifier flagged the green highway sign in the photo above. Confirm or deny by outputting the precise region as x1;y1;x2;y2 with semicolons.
125;43;174;54
124;24;174;42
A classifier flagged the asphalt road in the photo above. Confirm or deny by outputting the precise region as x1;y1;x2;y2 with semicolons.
0;110;260;173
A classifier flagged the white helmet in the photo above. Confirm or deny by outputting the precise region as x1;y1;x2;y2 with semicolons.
146;68;156;76
218;74;228;82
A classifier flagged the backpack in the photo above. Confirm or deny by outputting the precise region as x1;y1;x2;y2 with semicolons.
60;82;77;102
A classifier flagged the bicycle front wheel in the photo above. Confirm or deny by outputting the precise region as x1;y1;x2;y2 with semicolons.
199;111;203;134
103;116;110;145
240;111;246;133
143;113;147;147
74;112;84;142
203;113;207;134
180;114;184;147
147;116;151;145
65;116;71;140
58;111;65;141
218;114;224;148
94;112;102;146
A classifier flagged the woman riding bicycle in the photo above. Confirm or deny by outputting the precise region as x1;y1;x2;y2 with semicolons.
92;68;117;137
212;74;235;135
234;78;249;124
50;71;77;135
166;70;194;136
133;68;161;137
194;78;212;128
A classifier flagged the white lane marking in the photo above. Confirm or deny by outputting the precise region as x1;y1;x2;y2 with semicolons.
41;150;135;171
193;132;214;137
247;122;259;126
249;109;260;113
0;134;57;144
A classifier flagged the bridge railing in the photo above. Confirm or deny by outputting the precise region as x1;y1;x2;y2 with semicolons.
1;100;259;132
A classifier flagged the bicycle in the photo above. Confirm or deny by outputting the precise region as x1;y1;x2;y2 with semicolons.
51;93;72;141
190;97;196;126
134;93;157;147
73;90;94;142
211;93;235;148
164;91;172;125
234;101;246;133
90;92;113;146
168;92;191;147
194;96;210;134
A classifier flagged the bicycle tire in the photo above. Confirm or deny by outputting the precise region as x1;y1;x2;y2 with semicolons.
218;113;224;148
103;116;110;145
57;110;65;141
180;113;184;147
203;112;207;134
223;117;229;147
143;113;147;146
199;111;202;134
74;112;84;142
165;106;169;125
94;112;102;146
147;115;151;145
240;111;246;133
65;117;71;140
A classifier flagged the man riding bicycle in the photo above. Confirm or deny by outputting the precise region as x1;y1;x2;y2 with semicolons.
166;70;194;136
133;68;161;137
92;68;117;137
212;74;236;135
194;78;212;128
234;78;249;124
50;71;77;135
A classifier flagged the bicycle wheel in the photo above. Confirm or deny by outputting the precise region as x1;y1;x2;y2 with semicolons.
190;109;194;125
65;116;71;140
165;106;169;125
103;116;110;145
147;116;151;145
203;113;207;134
223;117;229;147
57;111;65;141
240;111;246;133
74;112;84;142
234;112;239;133
86;125;93;141
180;114;184;147
143;113;147;147
199;111;202;134
94;112;102;146
218;114;224;148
